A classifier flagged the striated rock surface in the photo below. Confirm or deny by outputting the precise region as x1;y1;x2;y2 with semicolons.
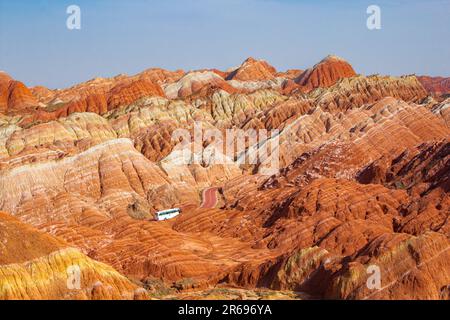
277;69;303;80
218;176;449;299
22;79;165;125
138;68;185;85
418;76;450;97
295;55;356;92
0;211;143;300
0;56;449;300
164;71;236;99
430;98;450;126
226;58;277;81
0;72;38;114
310;75;428;112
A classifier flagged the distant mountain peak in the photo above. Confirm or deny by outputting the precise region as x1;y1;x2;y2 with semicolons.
295;55;356;91
226;57;277;81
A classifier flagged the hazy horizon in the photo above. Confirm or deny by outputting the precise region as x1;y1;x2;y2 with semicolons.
1;0;449;89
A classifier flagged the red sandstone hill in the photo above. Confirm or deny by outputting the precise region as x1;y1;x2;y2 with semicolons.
137;68;185;85
31;68;183;106
417;76;450;96
0;57;449;300
23;78;166;125
226;57;277;81
0;211;144;299
295;55;357;92
277;69;303;79
164;71;238;99
0;71;38;114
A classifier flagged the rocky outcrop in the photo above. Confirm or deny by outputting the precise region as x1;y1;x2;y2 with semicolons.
0;72;38;114
277;69;303;80
23;79;165;124
164;71;236;99
295;55;356;92
0;211;143;300
0;57;448;300
430;98;450;126
138;68;185;85
325;232;450;300
310;75;428;112
226;58;277;81
357;140;449;193
197;89;286;128
218;176;450;299
418;76;450;97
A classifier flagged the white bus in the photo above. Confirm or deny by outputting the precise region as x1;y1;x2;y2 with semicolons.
156;208;181;221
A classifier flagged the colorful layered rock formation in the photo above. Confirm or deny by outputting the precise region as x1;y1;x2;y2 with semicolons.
418;76;450;97
0;56;448;300
0;211;145;300
226;57;277;81
295;55;357;92
0;72;38;114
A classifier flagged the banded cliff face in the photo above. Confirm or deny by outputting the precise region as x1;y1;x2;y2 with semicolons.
0;72;38;114
295;55;357;92
226;57;277;81
418;76;450;97
0;56;448;300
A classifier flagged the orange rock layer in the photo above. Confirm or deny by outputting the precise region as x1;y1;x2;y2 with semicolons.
418;76;450;97
0;72;38;114
0;56;448;300
295;55;357;92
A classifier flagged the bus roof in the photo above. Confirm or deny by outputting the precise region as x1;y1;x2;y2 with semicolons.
156;208;180;215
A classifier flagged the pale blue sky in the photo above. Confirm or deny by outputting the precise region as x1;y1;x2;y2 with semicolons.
0;0;449;89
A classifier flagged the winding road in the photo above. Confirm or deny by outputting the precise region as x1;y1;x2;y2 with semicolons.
200;187;219;208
